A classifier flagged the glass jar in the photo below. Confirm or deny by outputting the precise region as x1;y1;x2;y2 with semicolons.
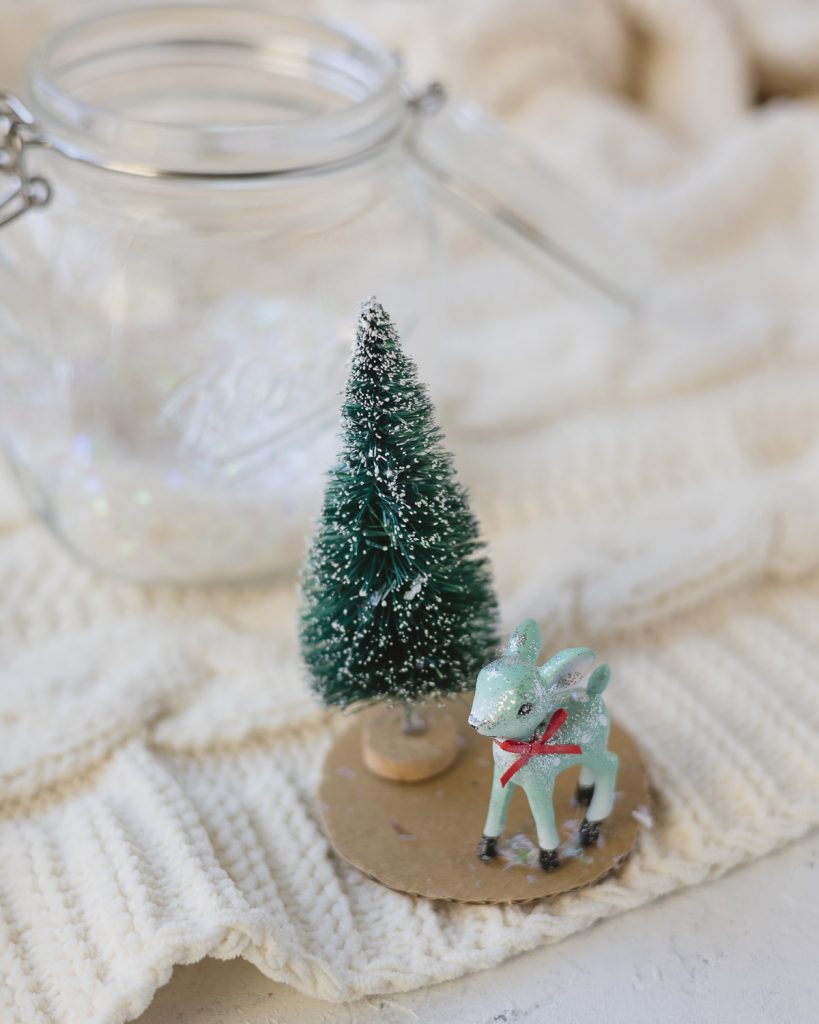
0;4;647;584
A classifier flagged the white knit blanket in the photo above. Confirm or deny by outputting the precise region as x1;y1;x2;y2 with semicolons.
3;2;819;1022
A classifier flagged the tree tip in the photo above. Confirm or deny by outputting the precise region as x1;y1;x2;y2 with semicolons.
358;295;389;323
355;297;401;355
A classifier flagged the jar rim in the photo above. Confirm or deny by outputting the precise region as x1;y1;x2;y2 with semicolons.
25;3;407;179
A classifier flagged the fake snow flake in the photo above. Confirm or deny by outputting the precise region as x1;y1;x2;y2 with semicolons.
403;575;424;601
559;834;592;863
498;833;539;869
632;804;654;829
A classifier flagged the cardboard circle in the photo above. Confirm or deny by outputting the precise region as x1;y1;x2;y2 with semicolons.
319;704;650;904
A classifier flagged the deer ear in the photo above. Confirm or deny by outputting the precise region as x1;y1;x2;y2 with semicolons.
539;647;595;689
505;619;542;663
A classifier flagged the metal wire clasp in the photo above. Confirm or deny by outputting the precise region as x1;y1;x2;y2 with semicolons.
0;91;51;229
406;81;446;117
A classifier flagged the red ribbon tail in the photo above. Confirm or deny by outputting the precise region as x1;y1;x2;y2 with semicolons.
541;707;569;743
500;755;529;788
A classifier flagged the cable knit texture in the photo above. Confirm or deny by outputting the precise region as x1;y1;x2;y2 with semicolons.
3;1;819;1022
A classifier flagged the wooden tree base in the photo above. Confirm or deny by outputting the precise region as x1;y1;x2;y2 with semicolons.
361;703;460;782
320;705;650;904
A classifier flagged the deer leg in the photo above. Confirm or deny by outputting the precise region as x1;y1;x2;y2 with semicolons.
525;781;561;870
582;753;619;846
576;764;596;806
477;770;514;861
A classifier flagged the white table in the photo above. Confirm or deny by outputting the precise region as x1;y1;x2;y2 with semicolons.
137;829;818;1024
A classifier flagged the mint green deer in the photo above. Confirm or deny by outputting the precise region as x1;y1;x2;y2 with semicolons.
468;619;618;871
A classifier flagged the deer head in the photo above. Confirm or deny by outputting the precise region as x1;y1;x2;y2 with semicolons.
468;619;596;740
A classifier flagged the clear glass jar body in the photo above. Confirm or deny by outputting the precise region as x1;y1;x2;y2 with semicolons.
0;7;436;582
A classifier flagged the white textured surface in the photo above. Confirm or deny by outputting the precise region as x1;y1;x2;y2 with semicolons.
136;829;819;1023
3;2;819;1023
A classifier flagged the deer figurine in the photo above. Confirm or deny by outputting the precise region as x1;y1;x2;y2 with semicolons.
468;619;618;871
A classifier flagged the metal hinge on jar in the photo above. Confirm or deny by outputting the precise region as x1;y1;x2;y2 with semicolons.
0;91;51;229
406;81;446;117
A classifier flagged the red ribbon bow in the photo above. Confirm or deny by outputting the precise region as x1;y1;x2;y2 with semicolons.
496;708;582;788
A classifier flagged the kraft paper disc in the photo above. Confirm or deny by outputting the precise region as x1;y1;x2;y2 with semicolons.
319;701;650;904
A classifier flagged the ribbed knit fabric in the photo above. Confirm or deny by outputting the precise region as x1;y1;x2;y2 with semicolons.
3;1;819;1022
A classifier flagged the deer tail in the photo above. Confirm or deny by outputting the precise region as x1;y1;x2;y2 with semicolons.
587;664;610;697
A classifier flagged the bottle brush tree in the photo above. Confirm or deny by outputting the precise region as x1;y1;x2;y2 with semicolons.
300;298;499;715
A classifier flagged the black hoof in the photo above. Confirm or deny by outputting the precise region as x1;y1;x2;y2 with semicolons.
539;848;560;872
580;818;601;847
477;835;498;862
576;784;595;807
